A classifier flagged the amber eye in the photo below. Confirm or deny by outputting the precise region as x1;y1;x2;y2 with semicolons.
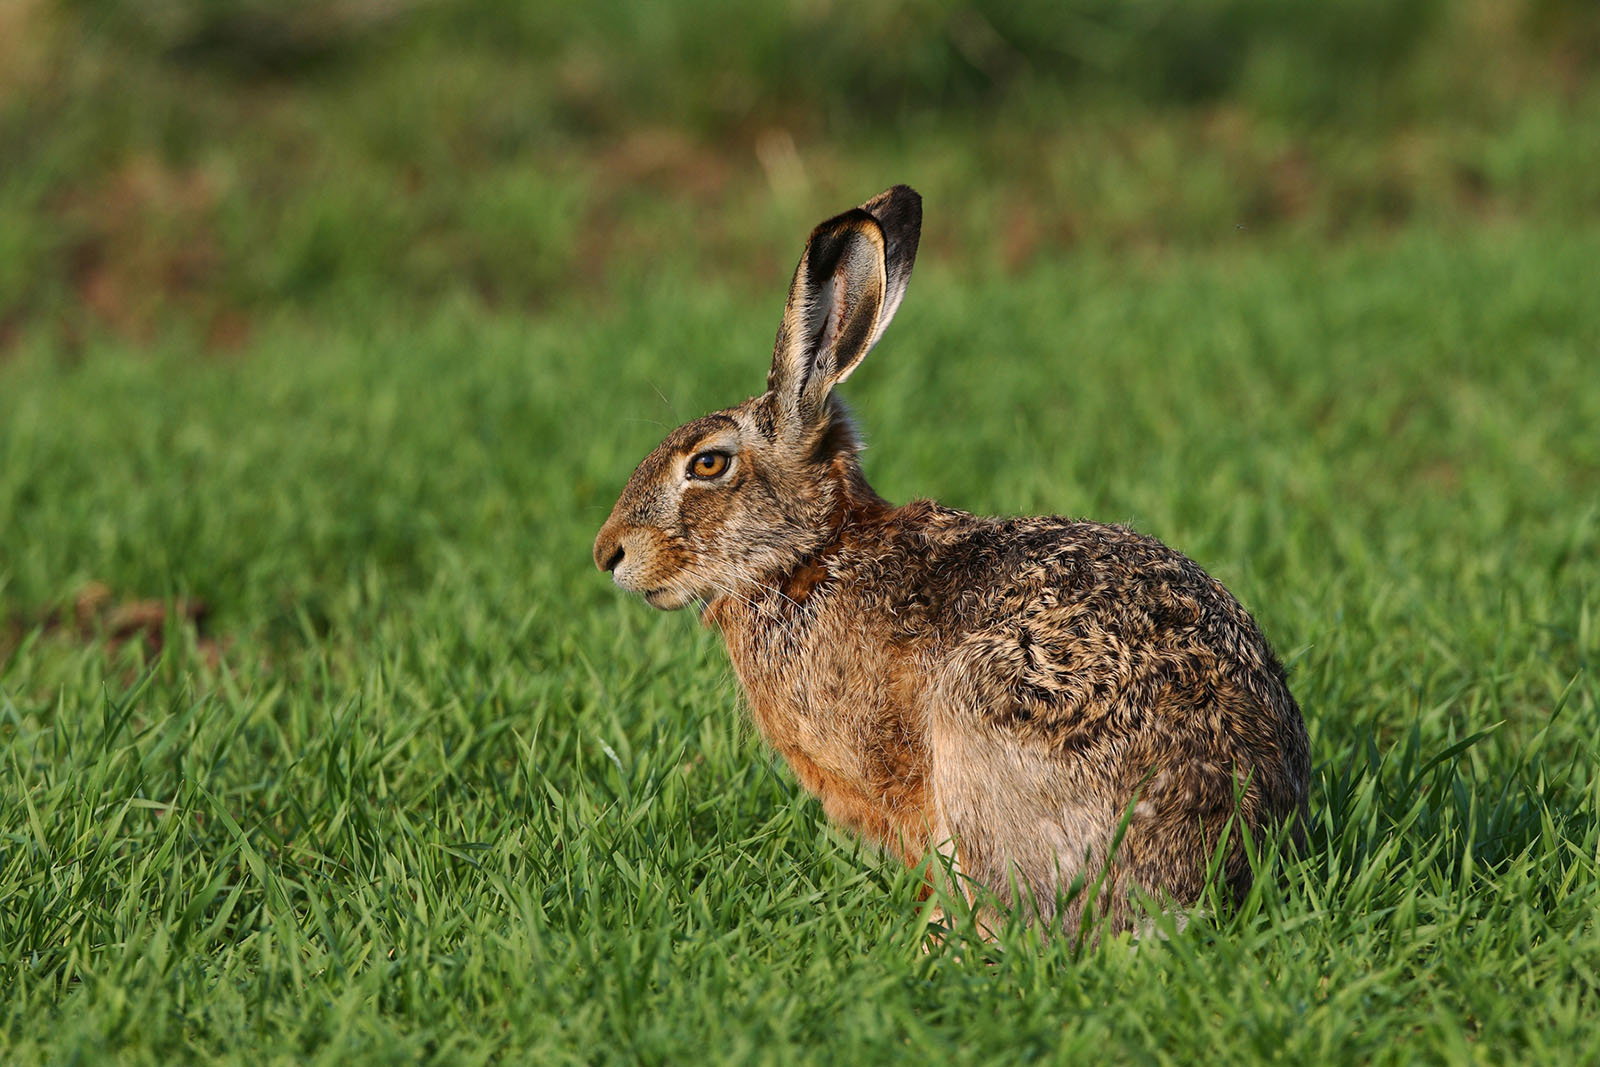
687;451;730;480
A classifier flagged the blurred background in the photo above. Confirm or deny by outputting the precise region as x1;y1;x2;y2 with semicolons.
3;5;1599;1058
2;0;1597;355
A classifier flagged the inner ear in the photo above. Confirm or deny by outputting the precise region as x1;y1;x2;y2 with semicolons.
802;233;882;389
767;211;887;433
807;274;848;375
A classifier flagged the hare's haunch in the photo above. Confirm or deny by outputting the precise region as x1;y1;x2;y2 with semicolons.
594;186;1309;937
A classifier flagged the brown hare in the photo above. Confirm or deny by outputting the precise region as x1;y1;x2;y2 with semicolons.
593;186;1309;938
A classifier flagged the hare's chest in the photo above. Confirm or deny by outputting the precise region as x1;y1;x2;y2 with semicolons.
717;596;936;860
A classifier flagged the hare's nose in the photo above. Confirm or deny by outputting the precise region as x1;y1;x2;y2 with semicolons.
594;523;626;573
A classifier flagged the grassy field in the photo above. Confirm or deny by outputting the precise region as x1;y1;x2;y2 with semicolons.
4;226;1598;1063
4;1;1600;1063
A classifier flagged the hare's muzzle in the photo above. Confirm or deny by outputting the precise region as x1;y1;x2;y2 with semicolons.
593;520;625;573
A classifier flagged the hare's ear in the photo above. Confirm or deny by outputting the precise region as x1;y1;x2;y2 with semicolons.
855;184;921;352
766;186;921;433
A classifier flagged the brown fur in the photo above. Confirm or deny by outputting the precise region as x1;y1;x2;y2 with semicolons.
594;186;1309;937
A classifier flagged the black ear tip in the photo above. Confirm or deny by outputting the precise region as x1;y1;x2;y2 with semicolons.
861;185;922;244
865;184;920;213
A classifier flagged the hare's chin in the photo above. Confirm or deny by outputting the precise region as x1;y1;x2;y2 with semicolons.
641;586;694;611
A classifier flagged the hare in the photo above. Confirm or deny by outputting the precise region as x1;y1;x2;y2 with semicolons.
593;185;1309;937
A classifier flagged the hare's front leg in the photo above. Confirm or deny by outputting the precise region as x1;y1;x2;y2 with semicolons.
913;824;1003;949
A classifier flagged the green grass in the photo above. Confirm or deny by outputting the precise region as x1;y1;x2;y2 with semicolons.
3;220;1597;1063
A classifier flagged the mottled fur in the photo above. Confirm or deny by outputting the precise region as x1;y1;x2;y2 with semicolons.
594;186;1309;937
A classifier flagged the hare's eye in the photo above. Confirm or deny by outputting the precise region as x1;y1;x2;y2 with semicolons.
687;451;730;480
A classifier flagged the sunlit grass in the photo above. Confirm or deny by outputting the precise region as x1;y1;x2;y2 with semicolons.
2;224;1598;1063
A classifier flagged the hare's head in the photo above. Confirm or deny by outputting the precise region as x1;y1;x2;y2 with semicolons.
593;185;921;609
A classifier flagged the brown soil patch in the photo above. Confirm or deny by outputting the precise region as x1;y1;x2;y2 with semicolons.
2;581;223;668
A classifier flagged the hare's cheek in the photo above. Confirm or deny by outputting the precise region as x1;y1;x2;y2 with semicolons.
678;491;735;539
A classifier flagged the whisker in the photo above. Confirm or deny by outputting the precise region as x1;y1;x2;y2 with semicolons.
746;577;804;615
646;379;679;419
716;573;810;647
